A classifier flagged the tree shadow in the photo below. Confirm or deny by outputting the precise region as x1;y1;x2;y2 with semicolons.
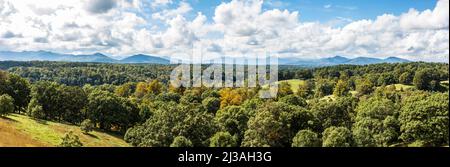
98;129;125;139
0;115;19;122
84;132;99;139
34;119;48;125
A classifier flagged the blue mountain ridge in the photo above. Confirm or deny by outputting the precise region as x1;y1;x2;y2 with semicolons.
0;51;411;66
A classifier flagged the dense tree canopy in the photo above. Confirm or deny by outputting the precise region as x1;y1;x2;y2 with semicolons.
0;61;448;147
292;130;322;147
352;97;399;147
399;92;449;146
322;126;354;147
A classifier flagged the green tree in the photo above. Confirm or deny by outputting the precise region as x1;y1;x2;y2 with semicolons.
0;94;14;116
0;71;7;94
377;73;396;86
413;68;441;91
242;102;313;147
399;72;413;85
115;82;136;97
86;90;139;132
134;82;148;98
278;82;293;97
180;90;202;104
125;103;217;147
215;106;249;141
29;81;61;120
292;130;321;147
355;78;374;96
80;119;94;134
279;95;307;107
399;92;448;146
322;126;354;147
59;131;83;147
314;79;335;97
296;80;313;98
310;97;357;131
352;97;399;147
57;85;87;124
202;97;221;113
170;136;193;147
27;98;44;119
155;92;181;103
201;90;220;99
333;80;349;97
3;74;31;112
148;80;163;95
209;131;238;147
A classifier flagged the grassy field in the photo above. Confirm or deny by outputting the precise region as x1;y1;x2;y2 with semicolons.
0;114;129;147
262;79;307;93
387;84;415;91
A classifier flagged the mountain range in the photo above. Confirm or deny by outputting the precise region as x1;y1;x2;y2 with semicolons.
0;51;411;66
284;56;411;66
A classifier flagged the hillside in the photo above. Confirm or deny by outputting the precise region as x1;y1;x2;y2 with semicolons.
120;54;170;64
0;114;129;147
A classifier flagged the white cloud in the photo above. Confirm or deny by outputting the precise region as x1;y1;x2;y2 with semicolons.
400;0;449;30
0;0;448;62
152;1;192;21
84;0;117;14
151;0;172;7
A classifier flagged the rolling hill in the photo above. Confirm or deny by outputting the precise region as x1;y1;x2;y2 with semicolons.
0;114;129;147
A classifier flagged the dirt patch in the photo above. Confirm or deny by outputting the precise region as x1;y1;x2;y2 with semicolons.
0;118;48;147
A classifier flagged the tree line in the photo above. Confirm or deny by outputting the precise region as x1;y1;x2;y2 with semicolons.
0;61;448;147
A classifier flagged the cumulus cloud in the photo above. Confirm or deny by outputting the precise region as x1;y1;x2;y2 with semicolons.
84;0;117;14
0;0;448;62
151;0;172;7
152;1;192;21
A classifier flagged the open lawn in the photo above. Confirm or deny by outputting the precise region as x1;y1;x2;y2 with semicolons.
262;79;307;93
0;114;129;147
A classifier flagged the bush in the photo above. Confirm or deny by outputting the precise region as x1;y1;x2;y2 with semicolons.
209;132;238;147
80;119;94;134
322;126;354;147
279;95;307;107
59;131;83;147
202;97;221;113
170;136;193;147
27;98;45;119
292;130;321;147
0;94;14;116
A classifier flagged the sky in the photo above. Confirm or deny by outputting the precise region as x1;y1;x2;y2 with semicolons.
0;0;448;62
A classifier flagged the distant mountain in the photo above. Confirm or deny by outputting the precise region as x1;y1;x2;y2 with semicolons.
383;57;411;63
68;53;117;63
0;50;412;66
345;57;384;65
0;51;169;64
321;56;350;64
120;54;170;64
0;51;117;63
288;56;411;66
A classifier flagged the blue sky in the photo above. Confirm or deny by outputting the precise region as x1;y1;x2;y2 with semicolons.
183;0;438;26
0;0;448;62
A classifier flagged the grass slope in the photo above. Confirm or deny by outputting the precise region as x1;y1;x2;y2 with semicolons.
0;114;129;147
262;79;306;93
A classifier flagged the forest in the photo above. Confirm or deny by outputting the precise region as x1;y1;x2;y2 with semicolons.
0;61;449;147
